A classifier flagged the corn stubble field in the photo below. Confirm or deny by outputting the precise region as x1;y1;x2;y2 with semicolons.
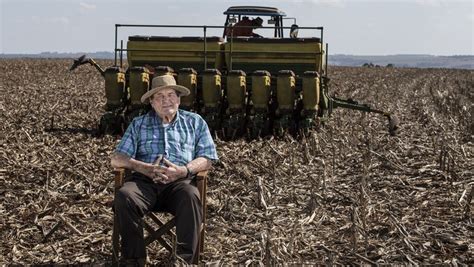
0;59;472;265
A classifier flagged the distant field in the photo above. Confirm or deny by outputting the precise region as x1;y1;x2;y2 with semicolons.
1;52;473;69
330;54;474;69
1;59;472;265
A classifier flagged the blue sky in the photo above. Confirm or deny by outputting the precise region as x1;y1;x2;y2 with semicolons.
1;0;473;55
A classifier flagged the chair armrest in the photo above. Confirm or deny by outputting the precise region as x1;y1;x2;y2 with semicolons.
195;170;208;181
114;168;126;188
195;170;208;237
114;168;207;189
113;168;209;189
195;171;208;193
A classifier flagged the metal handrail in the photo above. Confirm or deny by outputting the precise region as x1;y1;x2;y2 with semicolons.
117;48;324;55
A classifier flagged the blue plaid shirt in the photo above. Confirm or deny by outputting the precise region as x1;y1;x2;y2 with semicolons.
115;110;218;166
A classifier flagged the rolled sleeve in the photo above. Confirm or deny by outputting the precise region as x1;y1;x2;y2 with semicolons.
194;119;218;162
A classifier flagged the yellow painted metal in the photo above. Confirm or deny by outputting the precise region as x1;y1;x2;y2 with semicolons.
251;71;271;110
202;69;222;108
129;67;150;108
177;68;197;109
302;71;320;111
227;70;246;110
224;39;323;73
104;67;125;110
277;70;296;111
127;37;224;70
154;66;174;77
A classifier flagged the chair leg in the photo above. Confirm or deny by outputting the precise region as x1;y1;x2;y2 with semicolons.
112;212;120;265
112;169;125;266
189;223;204;265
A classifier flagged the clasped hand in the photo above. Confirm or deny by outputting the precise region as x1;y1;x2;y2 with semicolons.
147;157;186;184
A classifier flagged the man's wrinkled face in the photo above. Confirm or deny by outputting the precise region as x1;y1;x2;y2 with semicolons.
150;88;180;120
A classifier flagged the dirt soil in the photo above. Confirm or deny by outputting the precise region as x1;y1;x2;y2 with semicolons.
1;59;472;265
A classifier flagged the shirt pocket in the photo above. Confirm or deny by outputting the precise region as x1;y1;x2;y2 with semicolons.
137;139;153;156
180;140;194;152
137;128;159;158
182;140;195;160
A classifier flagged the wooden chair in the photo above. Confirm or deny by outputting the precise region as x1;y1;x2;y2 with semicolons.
111;168;208;265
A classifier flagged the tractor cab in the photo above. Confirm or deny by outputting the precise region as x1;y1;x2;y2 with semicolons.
223;6;297;39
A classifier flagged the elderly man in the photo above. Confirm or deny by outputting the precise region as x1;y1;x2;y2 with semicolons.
111;74;218;264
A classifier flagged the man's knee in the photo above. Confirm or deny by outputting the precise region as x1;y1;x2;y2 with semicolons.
114;183;145;214
178;183;201;204
169;183;202;217
114;186;132;211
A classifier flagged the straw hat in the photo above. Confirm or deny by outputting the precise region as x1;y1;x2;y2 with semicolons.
141;75;190;103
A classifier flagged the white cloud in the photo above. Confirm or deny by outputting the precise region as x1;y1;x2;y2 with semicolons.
80;2;96;10
414;0;441;6
315;0;345;7
412;0;468;7
31;16;70;25
51;17;70;25
276;0;345;8
303;0;345;8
